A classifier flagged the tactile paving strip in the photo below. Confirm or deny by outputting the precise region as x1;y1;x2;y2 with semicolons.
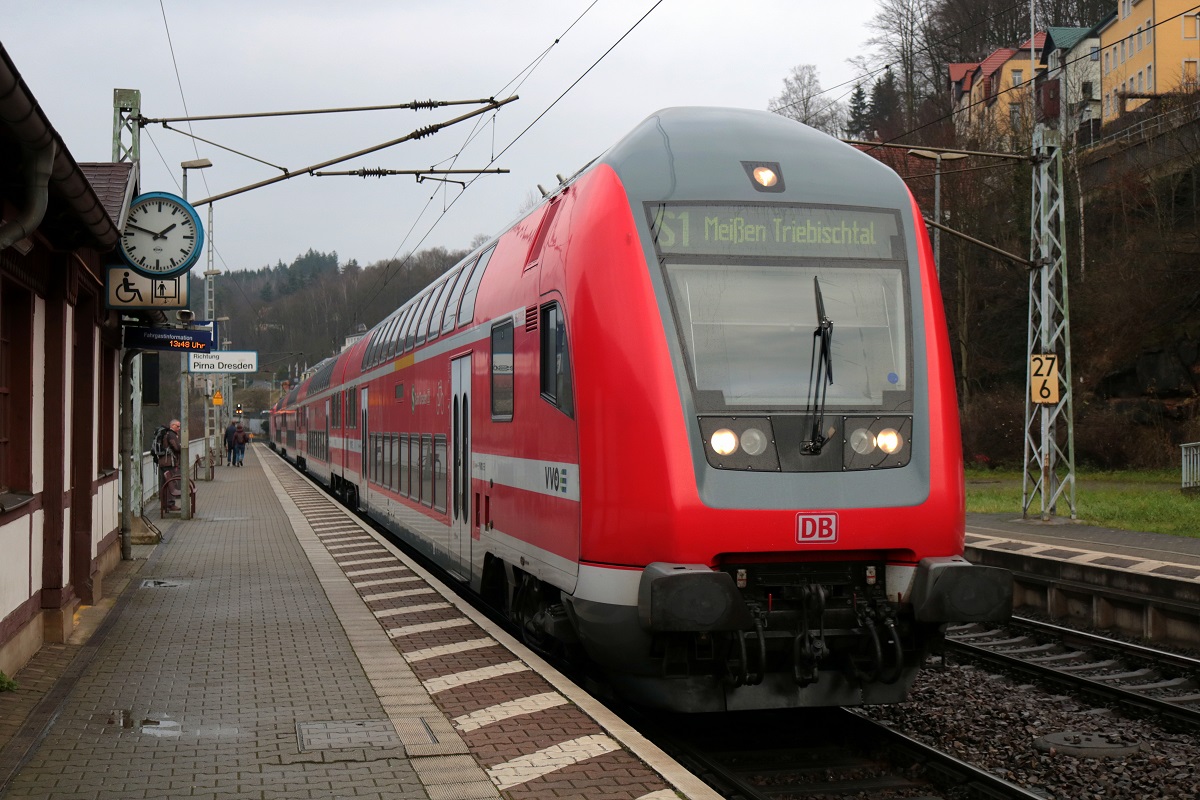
265;458;701;800
967;533;1200;582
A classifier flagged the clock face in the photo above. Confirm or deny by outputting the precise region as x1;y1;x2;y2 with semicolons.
119;192;204;276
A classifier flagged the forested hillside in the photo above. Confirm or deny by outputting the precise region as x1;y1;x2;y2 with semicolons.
768;0;1200;468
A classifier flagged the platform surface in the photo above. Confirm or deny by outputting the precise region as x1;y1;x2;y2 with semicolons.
0;444;714;800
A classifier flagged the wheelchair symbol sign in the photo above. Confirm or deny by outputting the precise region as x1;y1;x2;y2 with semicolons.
106;267;189;309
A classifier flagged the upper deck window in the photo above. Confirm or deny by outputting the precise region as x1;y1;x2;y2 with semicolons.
648;202;910;413
457;245;496;327
439;258;475;335
406;292;433;351
419;278;449;344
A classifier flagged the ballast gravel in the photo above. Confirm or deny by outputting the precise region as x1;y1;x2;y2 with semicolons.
860;659;1200;799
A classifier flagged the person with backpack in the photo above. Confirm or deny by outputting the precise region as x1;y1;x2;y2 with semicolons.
233;423;249;467
154;420;182;510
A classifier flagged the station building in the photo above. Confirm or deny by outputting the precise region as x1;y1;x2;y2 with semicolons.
0;44;136;676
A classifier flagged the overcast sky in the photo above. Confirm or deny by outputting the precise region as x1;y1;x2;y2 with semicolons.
5;1;878;273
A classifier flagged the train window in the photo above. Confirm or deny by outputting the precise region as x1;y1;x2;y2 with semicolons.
368;318;389;369
331;392;341;428
392;305;415;359
390;433;399;490
406;293;432;351
429;273;458;338
420;434;433;507
420;279;449;343
664;261;908;411
397;304;416;354
380;311;403;363
399;434;409;497
490;320;514;421
440;259;475;335
539;303;574;418
362;328;379;370
346;388;358;429
457;245;496;327
433;435;447;513
375;434;385;484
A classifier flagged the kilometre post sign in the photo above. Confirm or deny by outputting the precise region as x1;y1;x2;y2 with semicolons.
189;351;258;373
1030;354;1059;404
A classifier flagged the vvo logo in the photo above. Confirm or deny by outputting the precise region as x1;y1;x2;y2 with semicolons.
796;512;838;543
545;466;569;494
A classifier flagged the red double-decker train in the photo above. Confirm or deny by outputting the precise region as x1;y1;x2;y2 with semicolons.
271;107;1011;712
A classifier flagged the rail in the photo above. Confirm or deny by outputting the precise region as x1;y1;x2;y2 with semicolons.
1182;441;1200;493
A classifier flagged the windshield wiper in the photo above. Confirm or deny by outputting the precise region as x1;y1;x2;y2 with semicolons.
802;276;834;455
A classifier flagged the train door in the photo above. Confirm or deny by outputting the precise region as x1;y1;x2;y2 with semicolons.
360;386;369;480
449;354;472;580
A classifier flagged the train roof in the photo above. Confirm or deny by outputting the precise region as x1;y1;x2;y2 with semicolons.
596;106;912;211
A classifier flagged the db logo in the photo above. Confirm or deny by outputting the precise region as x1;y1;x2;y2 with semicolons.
796;513;838;543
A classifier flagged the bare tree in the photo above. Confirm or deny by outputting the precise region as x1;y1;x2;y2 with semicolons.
768;64;846;136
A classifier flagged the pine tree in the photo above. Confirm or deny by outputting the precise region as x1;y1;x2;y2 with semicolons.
869;69;903;141
847;83;871;139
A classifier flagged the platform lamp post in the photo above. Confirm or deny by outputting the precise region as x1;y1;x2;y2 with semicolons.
207;317;229;474
179;158;211;519
906;149;968;278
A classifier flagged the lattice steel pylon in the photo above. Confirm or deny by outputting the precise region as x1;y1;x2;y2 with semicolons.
1023;125;1076;520
112;88;140;164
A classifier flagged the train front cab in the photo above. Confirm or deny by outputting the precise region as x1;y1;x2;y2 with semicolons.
556;109;1012;712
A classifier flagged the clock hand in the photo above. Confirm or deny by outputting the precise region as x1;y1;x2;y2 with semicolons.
125;223;161;237
155;223;178;238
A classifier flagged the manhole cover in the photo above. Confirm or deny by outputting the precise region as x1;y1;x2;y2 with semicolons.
1035;730;1142;758
296;720;402;751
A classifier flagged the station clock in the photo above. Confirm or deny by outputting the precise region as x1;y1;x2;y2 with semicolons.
119;192;205;277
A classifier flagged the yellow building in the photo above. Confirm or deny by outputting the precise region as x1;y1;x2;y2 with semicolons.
1099;0;1200;124
959;35;1043;148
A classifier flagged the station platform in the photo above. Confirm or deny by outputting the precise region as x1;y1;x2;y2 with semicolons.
967;510;1200;576
0;444;716;800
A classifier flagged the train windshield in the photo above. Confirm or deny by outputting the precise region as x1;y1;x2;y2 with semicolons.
648;203;910;412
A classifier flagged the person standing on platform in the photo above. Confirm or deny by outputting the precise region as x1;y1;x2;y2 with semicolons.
224;421;237;466
233;422;249;466
158;419;182;510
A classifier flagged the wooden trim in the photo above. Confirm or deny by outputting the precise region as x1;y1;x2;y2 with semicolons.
0;594;40;645
0;491;41;525
0;243;50;296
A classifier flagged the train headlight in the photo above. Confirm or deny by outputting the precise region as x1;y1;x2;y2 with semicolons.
849;428;876;455
710;428;739;456
699;417;780;471
841;416;912;471
876;428;904;454
740;427;769;456
752;166;777;187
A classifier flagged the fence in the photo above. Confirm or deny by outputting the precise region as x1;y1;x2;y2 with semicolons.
138;437;209;506
1182;442;1200;492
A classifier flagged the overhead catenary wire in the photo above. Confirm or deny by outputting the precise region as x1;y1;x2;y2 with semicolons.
359;0;663;303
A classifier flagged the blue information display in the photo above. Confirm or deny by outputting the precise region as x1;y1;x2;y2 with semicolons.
124;325;214;353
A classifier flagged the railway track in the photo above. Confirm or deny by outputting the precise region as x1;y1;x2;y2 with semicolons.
946;616;1200;730
630;707;1046;800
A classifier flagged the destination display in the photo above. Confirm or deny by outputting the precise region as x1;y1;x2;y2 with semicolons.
124;324;213;353
189;351;259;373
647;204;900;260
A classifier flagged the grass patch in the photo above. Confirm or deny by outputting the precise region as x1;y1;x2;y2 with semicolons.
965;468;1200;538
0;671;16;692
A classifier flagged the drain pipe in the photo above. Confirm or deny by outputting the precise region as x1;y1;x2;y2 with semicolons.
0;138;55;251
119;348;137;560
